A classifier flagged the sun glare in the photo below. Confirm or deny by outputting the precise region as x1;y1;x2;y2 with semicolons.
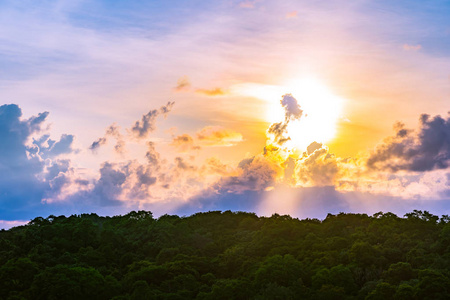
234;78;344;151
285;78;344;150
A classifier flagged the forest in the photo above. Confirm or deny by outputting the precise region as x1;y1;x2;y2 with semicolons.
1;210;450;299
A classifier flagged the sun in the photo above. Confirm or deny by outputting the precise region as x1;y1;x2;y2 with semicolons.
234;77;344;151
283;78;344;150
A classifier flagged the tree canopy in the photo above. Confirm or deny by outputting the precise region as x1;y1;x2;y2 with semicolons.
1;210;450;299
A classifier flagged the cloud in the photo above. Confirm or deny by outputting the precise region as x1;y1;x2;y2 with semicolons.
213;155;281;194
90;123;125;154
91;162;127;205
403;44;422;51
170;126;243;152
203;157;236;176
195;88;227;96
307;141;323;155
267;122;290;145
239;0;259;9
285;11;298;19
367;113;450;172
131;101;175;138
145;141;161;168
33;134;77;159
174;76;191;92
0;104;46;177
175;157;197;171
294;145;340;187
0;220;28;230
170;134;200;152
281;94;303;121
3;101;450;223
90;137;107;151
267;94;303;146
196;126;243;146
0;104;77;220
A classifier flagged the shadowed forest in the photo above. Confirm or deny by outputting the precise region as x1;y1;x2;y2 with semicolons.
1;210;450;299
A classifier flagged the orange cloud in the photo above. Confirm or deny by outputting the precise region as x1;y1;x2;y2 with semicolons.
195;87;227;96
170;134;201;152
174;76;191;92
286;11;298;19
196;126;243;146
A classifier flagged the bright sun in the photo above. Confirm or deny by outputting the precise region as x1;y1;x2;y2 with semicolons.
234;78;344;150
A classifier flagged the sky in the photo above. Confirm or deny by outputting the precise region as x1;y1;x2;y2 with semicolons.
1;0;450;228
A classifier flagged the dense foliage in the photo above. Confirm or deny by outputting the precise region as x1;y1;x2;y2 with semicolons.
1;210;450;299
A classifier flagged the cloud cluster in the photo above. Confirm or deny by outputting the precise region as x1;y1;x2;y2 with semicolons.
90;102;175;155
0;104;77;219
367;114;450;172
2;99;450;224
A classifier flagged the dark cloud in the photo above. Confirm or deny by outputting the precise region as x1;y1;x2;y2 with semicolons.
90;137;107;151
90;123;125;153
45;159;70;181
267;122;289;145
0;104;45;174
145;141;161;167
47;134;76;156
267;94;303;146
88;162;127;206
281;94;303;121
131;101;175;138
74;140;166;203
27;111;50;132
367;113;450;172
175;157;196;171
